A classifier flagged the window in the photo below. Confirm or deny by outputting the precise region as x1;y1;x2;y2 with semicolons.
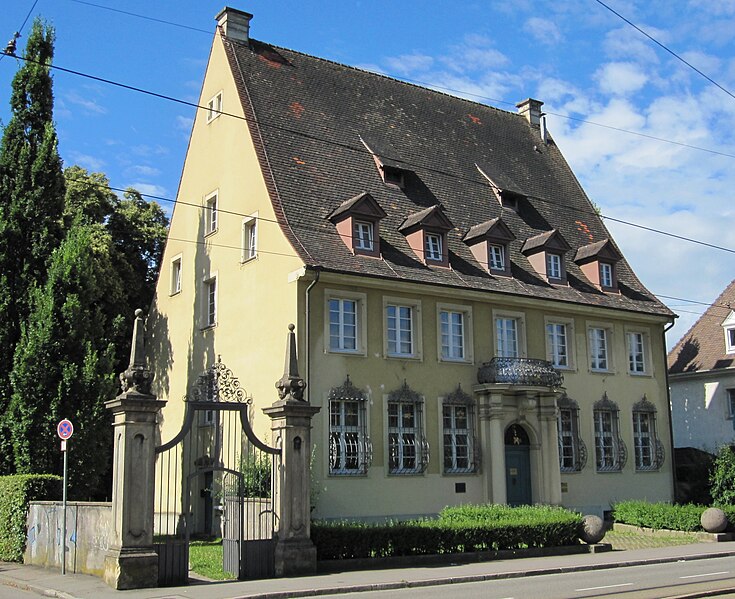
546;322;569;368
496;317;519;358
241;216;257;262
385;299;421;359
170;255;182;296
439;308;469;361
442;387;476;474
547;253;562;280
627;331;646;374
557;396;584;472
387;382;427;474
728;389;735;419
425;233;443;262
727;327;735;354
207;91;222;122
383;166;404;187
633;398;661;471
205;191;218;235
489;244;505;271
326;291;366;355
353;221;374;251
589;326;610;371
593;396;624;472
600;262;613;288
204;276;217;328
328;378;371;476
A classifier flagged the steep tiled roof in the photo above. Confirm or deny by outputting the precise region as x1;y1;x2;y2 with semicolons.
668;280;735;374
223;34;673;318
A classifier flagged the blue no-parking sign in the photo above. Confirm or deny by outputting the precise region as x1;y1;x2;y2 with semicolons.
57;419;73;440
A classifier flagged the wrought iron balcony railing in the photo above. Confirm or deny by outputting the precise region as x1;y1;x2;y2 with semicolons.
477;357;564;388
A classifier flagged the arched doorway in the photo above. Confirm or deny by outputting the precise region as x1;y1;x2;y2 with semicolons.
505;423;532;506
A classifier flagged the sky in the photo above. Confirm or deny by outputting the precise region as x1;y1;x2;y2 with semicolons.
1;0;733;350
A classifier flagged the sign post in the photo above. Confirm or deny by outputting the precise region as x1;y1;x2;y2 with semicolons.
57;419;73;575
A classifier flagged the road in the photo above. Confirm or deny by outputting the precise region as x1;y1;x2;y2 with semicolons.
0;584;42;598
319;556;735;598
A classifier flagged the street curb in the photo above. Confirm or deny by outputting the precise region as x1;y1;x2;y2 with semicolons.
0;575;77;599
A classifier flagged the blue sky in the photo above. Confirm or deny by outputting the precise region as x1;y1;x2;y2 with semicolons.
1;0;734;349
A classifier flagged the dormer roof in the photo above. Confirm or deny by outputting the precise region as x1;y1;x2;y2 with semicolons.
463;217;516;245
574;239;622;264
327;192;387;223
360;136;406;171
521;229;571;255
399;204;453;234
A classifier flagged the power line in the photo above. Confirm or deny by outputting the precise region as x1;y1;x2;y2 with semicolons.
594;0;735;104
0;0;39;63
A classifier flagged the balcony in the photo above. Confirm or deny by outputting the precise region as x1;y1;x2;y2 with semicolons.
477;357;564;388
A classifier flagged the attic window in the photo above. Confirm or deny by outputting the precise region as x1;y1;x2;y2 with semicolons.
724;311;735;354
207;91;223;123
547;253;562;280
521;229;570;285
501;193;519;212
600;262;613;288
425;233;442;262
399;205;453;268
354;221;374;251
383;166;405;188
574;240;622;292
489;245;505;270
462;217;515;277
360;137;407;189
327;192;386;258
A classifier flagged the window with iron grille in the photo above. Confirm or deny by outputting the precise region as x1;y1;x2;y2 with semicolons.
593;394;625;472
442;386;477;474
387;382;427;474
557;395;585;472
633;397;662;471
328;377;371;475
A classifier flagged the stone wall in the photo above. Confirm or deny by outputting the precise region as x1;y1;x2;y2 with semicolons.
25;501;112;577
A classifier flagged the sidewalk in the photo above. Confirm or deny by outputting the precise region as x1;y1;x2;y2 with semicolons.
3;542;735;599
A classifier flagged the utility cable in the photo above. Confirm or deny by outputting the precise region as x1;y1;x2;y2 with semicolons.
0;0;39;63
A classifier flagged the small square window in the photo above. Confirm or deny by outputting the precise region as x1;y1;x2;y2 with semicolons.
242;216;257;262
425;233;443;262
383;167;404;187
354;221;374;251
600;262;613;288
547;253;562;280
205;192;218;235
489;244;505;271
207;92;222;123
170;255;182;296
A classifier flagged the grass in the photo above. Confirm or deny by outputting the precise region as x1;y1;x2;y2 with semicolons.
604;528;702;550
189;539;234;581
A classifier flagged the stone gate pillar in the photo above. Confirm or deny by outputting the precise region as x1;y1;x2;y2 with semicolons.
263;324;320;577
103;309;166;590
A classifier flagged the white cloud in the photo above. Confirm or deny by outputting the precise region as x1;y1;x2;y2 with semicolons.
603;26;661;64
126;165;161;177
595;62;648;96
523;17;563;45
65;91;107;115
383;53;434;76
67;151;105;171
130;144;169;157
128;182;167;198
175;115;194;132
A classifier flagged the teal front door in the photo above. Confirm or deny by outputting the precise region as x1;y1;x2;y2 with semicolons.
505;424;531;506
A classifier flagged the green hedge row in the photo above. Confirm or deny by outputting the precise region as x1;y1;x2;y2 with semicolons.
312;504;582;560
0;474;62;562
613;500;735;532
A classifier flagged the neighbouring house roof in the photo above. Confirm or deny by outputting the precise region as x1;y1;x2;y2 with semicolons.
668;279;735;374
222;34;673;318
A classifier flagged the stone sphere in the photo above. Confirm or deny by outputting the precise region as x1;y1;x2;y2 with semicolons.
701;508;728;533
579;514;606;544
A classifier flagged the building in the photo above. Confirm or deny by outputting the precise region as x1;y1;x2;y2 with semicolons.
668;280;735;455
149;7;676;525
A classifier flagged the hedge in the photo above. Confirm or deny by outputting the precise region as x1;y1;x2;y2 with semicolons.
311;504;582;560
613;500;735;532
0;474;62;562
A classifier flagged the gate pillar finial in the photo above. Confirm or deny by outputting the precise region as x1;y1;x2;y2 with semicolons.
104;310;166;590
264;324;320;577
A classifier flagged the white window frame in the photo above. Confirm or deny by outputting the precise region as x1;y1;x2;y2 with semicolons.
207;91;223;123
383;297;422;360
202;274;218;329
329;397;369;475
546;252;562;280
386;393;427;475
170;253;182;296
588;323;613;372
353;220;374;252
204;190;218;236
441;399;476;474
489;244;505;271
600;262;613;288
425;232;443;262
593;405;621;472
241;214;258;263
545;317;574;370
557;397;582;472
325;289;367;356
633;410;658;471
437;302;473;363
493;309;527;359
725;313;735;354
626;328;649;375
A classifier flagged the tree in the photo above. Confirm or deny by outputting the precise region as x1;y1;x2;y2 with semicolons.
0;19;65;474
709;445;735;506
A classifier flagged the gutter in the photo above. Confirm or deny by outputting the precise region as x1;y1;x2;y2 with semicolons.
304;266;321;404
663;319;678;502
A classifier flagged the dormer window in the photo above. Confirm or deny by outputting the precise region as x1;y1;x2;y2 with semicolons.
574;239;622;292
723;311;735;354
383;166;405;188
521;229;570;284
475;164;525;214
399;204;453;268
327;192;387;258
425;233;442;261
463;217;516;277
361;136;407;189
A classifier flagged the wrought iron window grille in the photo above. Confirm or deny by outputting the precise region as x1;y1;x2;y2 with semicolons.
442;384;479;474
328;376;372;475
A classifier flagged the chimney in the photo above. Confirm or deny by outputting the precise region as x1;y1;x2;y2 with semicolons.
216;7;253;44
516;98;544;127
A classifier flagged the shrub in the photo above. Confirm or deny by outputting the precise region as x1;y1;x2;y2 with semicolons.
612;500;704;531
311;504;582;560
0;474;62;561
710;445;735;506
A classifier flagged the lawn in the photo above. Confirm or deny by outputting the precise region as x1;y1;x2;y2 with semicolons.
189;539;234;581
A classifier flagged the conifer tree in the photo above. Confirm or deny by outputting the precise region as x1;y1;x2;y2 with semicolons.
0;19;65;473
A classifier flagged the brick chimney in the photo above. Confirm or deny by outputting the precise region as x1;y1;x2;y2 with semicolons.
216;7;253;44
516;98;544;127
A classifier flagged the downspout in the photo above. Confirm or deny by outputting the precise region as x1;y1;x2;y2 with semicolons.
304;266;321;404
663;320;678;502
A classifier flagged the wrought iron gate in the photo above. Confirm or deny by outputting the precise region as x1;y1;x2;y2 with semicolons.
153;359;280;586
